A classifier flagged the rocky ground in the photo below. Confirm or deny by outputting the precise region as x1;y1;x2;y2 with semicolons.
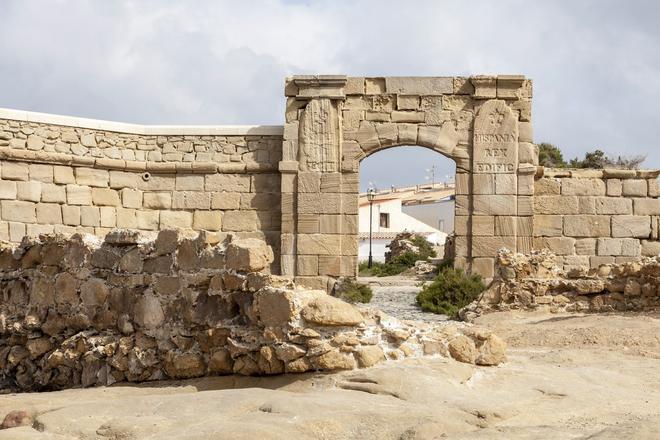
1;277;659;439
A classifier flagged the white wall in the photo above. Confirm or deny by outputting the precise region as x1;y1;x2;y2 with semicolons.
358;238;389;263
402;198;455;233
359;198;444;235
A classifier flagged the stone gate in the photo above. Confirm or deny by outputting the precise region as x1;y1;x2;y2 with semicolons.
280;75;534;286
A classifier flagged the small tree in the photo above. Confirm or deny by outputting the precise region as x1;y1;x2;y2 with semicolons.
570;149;608;168
537;143;566;168
610;154;646;169
570;149;646;169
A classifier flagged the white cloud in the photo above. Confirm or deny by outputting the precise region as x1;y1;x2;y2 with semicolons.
0;0;657;168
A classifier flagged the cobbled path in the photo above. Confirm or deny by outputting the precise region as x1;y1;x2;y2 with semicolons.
357;277;448;323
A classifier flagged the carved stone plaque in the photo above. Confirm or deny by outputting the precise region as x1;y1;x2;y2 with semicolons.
473;100;518;173
298;98;339;172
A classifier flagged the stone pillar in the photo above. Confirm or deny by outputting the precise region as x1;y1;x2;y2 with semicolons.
279;75;348;289
470;98;520;278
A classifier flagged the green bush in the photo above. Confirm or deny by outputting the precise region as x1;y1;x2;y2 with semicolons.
335;279;373;303
358;234;438;277
416;267;485;317
359;260;406;277
409;235;437;261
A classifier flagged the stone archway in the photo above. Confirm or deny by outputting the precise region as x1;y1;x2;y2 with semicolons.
279;75;535;288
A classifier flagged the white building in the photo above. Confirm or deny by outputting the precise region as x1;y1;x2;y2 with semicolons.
358;184;454;263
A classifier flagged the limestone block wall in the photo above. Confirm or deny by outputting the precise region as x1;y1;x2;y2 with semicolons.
0;110;284;271
532;168;660;270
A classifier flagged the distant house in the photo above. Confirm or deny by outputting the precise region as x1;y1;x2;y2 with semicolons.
358;183;454;262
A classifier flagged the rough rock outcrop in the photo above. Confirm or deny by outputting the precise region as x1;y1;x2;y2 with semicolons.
0;231;506;392
384;232;421;262
460;249;660;320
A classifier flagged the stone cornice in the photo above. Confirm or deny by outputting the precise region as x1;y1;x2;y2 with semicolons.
291;75;347;100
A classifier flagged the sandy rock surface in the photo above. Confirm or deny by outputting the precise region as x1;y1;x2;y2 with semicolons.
1;310;658;439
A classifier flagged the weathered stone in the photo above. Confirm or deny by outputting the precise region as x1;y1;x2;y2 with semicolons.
254;289;296;327
533;237;575;255
606;179;622;196
633;198;660;215
533;215;563;237
208;349;233;373
597;238;623;256
472;236;517;257
222;211;258;232
594;197;632;215
622;179;647;196
475;334;507;366
354;345;385;368
301;295;364;326
155;229;179;255
473;100;518;174
641;240;660;256
193;211;222;231
165;353;205;379
80;278;109;307
473;195;517;216
384;77;453;95
1;200;36;222
0;410;33;429
275;343;306;362
310;349;356;370
611;216;651;238
561;179;606;196
134;294;165;329
26;337;53;359
448;335;477;364
226;238;274;272
534;196;578;215
535;178;561;195
563;215;610;237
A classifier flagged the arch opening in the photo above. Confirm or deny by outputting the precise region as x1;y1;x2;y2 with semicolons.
357;145;456;267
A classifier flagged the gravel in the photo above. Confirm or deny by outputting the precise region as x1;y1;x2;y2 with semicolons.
358;278;449;323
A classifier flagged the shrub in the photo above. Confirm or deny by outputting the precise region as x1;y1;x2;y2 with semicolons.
416;267;485;317
538;143;567;168
334;279;373;303
358;234;438;277
409;235;437;261
359;260;408;277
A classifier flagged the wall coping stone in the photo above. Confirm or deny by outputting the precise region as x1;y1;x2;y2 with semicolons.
0;107;284;136
539;167;660;179
0;147;277;174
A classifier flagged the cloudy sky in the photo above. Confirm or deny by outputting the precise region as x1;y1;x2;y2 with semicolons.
1;0;658;190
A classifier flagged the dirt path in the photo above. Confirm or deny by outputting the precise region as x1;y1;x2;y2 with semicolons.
358;276;449;323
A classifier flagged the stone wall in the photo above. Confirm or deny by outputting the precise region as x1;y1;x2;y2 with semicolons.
460;249;660;320
0;114;283;271
2;76;659;283
532;168;660;271
0;231;505;391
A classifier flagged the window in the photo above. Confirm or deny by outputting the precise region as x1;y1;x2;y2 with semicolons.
379;212;390;228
